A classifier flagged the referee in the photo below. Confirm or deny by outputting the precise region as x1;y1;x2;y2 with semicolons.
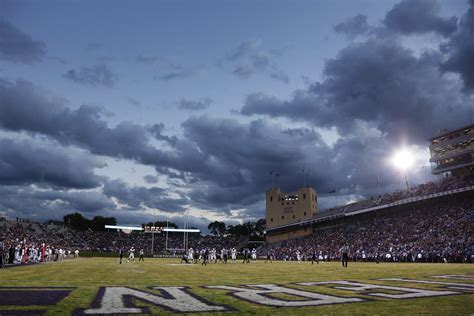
340;245;349;268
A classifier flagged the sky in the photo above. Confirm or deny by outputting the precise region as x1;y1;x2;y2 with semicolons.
1;0;473;232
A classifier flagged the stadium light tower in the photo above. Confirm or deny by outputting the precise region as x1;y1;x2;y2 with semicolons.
391;148;414;190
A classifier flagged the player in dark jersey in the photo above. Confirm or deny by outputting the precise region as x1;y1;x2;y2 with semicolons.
202;248;209;266
119;248;124;264
310;250;319;265
222;248;228;264
265;249;273;263
181;253;189;264
242;249;249;263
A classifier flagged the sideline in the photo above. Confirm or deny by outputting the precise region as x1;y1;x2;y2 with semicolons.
1;258;83;269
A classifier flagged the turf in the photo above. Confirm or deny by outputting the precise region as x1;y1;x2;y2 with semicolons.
0;258;473;315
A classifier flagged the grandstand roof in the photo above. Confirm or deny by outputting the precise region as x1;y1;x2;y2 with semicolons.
428;123;473;141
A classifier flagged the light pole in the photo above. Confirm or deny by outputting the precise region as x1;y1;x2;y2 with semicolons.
391;149;414;191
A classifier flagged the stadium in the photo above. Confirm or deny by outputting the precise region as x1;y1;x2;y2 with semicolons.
1;124;473;315
1;0;474;315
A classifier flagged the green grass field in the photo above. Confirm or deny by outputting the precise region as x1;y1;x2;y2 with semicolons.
1;258;473;315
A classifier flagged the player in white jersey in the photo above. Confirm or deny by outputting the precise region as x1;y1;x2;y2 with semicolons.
251;248;257;262
231;248;237;263
211;248;216;262
128;247;135;263
296;250;302;263
188;248;194;263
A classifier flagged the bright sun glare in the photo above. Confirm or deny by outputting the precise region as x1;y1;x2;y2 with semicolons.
391;149;414;171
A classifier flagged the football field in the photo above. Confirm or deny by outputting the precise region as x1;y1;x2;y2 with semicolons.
1;258;473;315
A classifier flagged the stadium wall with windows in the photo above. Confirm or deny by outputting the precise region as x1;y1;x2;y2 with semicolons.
429;124;474;177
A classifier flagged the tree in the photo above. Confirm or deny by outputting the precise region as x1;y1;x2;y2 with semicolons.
225;219;265;238
90;216;117;231
226;223;250;237
63;213;90;231
143;221;178;229
208;221;226;236
254;219;266;238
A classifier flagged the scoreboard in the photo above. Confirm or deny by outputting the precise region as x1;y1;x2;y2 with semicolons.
142;225;164;233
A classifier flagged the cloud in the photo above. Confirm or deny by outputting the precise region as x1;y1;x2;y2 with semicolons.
127;97;141;108
157;69;197;81
222;39;290;83
176;114;428;217
0;19;46;64
240;38;471;144
177;98;213;111
0;76;432;218
0;184;115;220
0;137;103;189
63;64;117;87
144;175;159;184
136;55;162;64
384;0;458;37
149;123;178;146
0;79;176;165
103;179;187;212
47;56;68;64
441;0;474;91
334;14;371;38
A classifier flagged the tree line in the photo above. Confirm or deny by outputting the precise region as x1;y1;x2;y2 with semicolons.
208;219;266;239
63;213;117;231
63;212;265;238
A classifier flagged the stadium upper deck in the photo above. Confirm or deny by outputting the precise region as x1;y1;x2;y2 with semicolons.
429;124;474;177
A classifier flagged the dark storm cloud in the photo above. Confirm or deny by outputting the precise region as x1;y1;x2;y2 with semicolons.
103;179;187;212
0;79;175;165
0;19;46;64
177;98;213;111
0;137;103;189
0;185;114;221
384;0;458;37
149;123;178;146
63;64;117;87
334;14;371;38
178;115;405;215
0;73;406;214
240;38;471;144
441;0;474;91
222;39;290;84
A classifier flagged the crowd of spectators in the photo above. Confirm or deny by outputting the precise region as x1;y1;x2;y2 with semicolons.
268;198;473;263
0;219;247;267
1;177;472;266
373;176;473;206
323;176;473;218
0;222;79;267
